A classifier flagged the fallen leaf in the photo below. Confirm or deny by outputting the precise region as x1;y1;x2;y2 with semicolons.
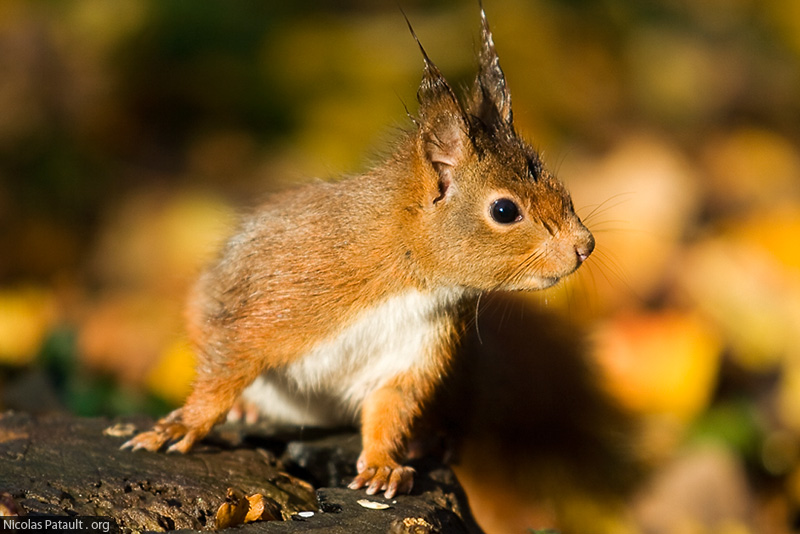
593;310;722;422
215;489;282;529
215;488;249;530
244;493;280;522
0;286;57;365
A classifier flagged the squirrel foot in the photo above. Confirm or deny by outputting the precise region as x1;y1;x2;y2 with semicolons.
226;397;261;424
348;452;415;499
121;409;204;453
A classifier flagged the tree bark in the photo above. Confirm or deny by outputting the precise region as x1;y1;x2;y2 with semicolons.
0;412;484;534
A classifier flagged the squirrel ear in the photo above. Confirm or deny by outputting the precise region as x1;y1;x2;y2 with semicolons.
420;112;466;204
417;68;468;203
467;5;513;129
406;14;469;201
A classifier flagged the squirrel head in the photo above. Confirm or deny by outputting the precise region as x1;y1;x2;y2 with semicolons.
404;8;594;292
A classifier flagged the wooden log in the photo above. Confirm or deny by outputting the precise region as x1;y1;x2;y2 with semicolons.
0;412;484;534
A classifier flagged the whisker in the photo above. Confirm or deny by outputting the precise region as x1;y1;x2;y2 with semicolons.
584;218;632;228
579;192;634;226
570;268;594;315
551;148;574;179
496;296;511;332
515;251;548;286
593;248;630;285
500;248;547;288
474;292;484;345
574;263;601;316
586;256;619;290
583;258;600;302
562;276;575;319
590;248;641;301
587;226;636;234
464;289;500;334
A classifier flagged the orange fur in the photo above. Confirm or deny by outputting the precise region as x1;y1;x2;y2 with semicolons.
123;7;594;499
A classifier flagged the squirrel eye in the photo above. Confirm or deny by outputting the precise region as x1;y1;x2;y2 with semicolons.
490;198;522;224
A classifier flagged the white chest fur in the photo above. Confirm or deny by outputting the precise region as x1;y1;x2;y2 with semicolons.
240;287;464;426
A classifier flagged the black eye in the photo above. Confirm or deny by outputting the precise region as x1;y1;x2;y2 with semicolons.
490;198;521;224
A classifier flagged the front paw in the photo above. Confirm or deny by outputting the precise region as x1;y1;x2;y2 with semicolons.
348;462;415;499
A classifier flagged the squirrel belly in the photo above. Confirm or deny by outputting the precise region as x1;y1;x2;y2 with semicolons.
239;286;468;427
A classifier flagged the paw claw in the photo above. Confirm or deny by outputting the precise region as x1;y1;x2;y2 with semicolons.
349;463;414;499
119;430;168;452
166;433;196;454
118;411;200;453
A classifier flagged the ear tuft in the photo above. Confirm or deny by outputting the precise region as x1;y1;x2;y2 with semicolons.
468;5;513;130
404;12;470;200
404;16;464;125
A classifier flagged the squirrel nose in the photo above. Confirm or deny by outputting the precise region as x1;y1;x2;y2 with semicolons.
575;234;595;265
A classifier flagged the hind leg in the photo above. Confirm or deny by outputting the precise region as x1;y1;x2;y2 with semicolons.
226;396;262;424
122;364;262;453
121;407;192;452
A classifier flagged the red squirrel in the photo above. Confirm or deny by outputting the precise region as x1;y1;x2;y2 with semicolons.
123;8;594;499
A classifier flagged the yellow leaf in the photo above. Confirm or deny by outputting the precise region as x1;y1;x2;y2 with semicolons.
593;311;722;423
730;205;800;272
0;286;57;365
145;338;195;405
679;234;800;372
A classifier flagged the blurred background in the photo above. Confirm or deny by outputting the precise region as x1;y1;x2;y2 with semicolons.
1;0;799;532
